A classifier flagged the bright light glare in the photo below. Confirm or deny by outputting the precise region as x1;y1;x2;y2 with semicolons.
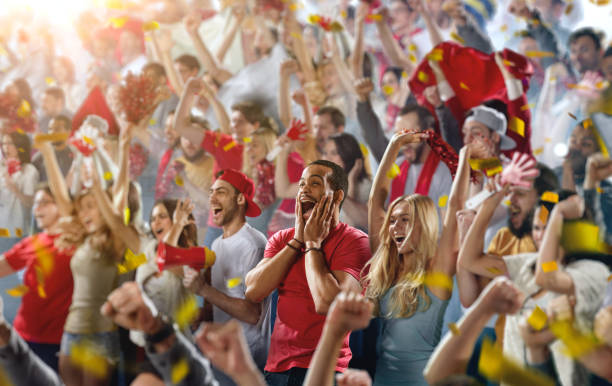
2;0;93;25
554;143;569;158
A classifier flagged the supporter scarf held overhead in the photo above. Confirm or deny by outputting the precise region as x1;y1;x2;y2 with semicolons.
390;151;441;203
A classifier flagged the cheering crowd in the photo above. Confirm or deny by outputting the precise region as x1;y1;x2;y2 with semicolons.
0;0;611;385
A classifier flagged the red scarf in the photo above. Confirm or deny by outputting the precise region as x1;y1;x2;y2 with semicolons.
390;151;441;203
155;147;174;200
6;159;21;176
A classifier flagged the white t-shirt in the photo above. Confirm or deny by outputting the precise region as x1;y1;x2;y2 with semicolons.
0;163;39;237
211;223;270;369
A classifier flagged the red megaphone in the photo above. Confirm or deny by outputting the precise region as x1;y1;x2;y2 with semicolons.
156;242;216;271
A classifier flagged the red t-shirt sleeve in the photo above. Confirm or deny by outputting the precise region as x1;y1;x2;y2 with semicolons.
3;237;32;271
264;229;294;259
329;229;371;281
200;130;244;171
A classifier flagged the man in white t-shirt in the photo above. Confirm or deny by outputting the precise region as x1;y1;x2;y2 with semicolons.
184;168;270;385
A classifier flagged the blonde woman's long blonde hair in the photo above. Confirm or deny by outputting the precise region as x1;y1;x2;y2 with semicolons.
362;194;439;318
242;127;278;180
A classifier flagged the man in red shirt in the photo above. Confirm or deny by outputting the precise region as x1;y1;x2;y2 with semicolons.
245;160;371;386
0;185;74;371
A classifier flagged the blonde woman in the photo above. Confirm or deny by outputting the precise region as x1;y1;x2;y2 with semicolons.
364;128;471;386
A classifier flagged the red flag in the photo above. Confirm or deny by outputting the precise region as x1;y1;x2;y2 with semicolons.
409;42;534;156
71;87;119;136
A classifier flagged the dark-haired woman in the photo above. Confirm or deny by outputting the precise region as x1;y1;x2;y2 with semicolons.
322;132;371;231
0;131;39;237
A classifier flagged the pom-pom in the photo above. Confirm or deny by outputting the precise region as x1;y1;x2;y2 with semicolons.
118;73;158;124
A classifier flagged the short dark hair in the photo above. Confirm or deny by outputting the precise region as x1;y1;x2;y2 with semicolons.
309;160;349;209
568;27;603;51
143;62;167;78
534;163;559;196
175;54;201;72
399;104;436;132
44;86;65;102
538;189;576;213
604;46;612;58
316;106;346;129
51;114;71;130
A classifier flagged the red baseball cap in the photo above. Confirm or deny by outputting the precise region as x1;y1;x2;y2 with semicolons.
216;169;261;217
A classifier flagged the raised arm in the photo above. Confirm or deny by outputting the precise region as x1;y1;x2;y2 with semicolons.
424;277;523;384
354;78;389;163
350;2;368;78
304;291;373;386
215;5;245;64
373;6;415;72
201;78;231;135
35;140;73;216
534;195;583;294
416;0;444;47
111;122;133;213
149;29;184;96
445;0;494;54
278;59;299;129
273;140;299;199
429;145;473;299
368;129;428;252
185;13;233;87
89;159;141;255
174;78;206;146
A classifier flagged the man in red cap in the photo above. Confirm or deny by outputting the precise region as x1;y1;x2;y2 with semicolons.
184;168;270;385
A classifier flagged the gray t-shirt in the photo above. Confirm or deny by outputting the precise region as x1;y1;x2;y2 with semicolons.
211;224;271;370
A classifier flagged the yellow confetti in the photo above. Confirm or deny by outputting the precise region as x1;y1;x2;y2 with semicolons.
387;163;401;179
542;261;558;273
365;14;383;22
409;53;417;63
401;71;408;79
6;284;28;297
468;157;502;171
424;271;453;291
108;16;128;28
16;128;24;134
509;117;525;137
417;71;429;83
175;295;198;329
525;51;555;58
486;267;503;275
527;306;548;331
427;48;444;62
116;249;146;274
589;0;611;5
227;277;243;288
17;147;25;153
290;32;302;40
32;235;54;275
149;118;156;126
175;176;184;187
561;220;608;254
70;341;109;378
0;228;10;237
520;103;535;111
123;207;130;225
82;136;94;146
503;200;511;206
500;24;508;32
583;118;593;129
171;358;190;384
448;322;460;336
564;3;574;14
502;59;515;67
540;191;559;203
607;274;612;281
597;186;603;194
459;82;470;91
549;319;599;358
486;165;503;177
382;85;395;95
596;81;610;90
450;32;465;44
142;21;160;31
533;147;543;156
340;10;347;18
17;100;31;118
14;228;22;238
408;44;417;52
242;137;252;143
307;14;321;24
538;205;550;225
101;171;112;181
478;338;555;385
359;143;369;157
289;2;303;11
45;77;56;85
438;195;448;208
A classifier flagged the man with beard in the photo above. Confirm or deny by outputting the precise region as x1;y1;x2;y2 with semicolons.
184;169;270;385
355;78;452;208
244;160;370;386
568;28;604;78
556;120;612;232
31;115;74;183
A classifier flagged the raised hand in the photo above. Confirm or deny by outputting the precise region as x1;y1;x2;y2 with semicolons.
500;152;539;189
304;193;336;248
291;90;307;107
477;277;524;315
195;320;262;383
353;77;374;102
183;266;207;295
507;0;533;19
424;85;442;108
280;59;299;77
555;194;585;220
586;153;612;183
101;282;162;335
390;128;429;147
594;306;612;346
173;199;195;228
348;158;364;187
575;71;606;101
184;12;203;35
326;291;374;334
